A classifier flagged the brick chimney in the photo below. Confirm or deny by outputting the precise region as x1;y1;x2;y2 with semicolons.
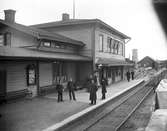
4;9;16;23
62;13;70;21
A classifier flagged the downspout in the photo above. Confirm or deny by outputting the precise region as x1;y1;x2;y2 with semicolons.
123;38;131;80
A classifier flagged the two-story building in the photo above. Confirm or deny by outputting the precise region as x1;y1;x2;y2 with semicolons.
0;10;92;101
0;10;131;101
31;13;131;85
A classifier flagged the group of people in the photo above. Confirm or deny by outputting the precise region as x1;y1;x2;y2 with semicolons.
56;75;107;105
88;75;107;105
126;70;135;82
56;77;76;102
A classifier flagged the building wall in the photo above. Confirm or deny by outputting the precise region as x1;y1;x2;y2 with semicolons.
39;62;53;87
95;27;125;62
3;61;36;93
78;62;92;82
40;24;94;57
66;62;77;81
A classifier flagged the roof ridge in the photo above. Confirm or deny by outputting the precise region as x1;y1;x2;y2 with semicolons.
30;18;130;39
0;19;85;46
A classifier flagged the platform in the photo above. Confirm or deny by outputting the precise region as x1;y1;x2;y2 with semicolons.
0;79;144;131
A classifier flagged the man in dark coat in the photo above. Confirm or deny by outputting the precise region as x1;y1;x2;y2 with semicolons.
67;78;76;101
56;80;64;102
131;70;135;80
126;71;131;82
89;80;98;105
101;78;107;99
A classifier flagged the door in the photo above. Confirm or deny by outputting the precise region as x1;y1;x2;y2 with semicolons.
0;70;6;103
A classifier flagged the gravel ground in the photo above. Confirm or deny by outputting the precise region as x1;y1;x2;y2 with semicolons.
118;91;155;131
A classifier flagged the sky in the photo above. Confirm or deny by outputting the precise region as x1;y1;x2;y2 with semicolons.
0;0;167;61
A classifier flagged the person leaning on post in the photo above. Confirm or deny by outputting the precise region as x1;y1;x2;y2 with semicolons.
56;80;64;102
67;77;76;101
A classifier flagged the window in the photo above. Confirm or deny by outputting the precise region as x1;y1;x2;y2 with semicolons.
55;44;61;48
113;40;117;54
99;35;103;52
111;39;114;53
43;42;51;47
113;40;119;54
118;43;123;56
0;34;4;46
26;64;36;86
53;62;67;84
107;37;112;53
116;42;119;54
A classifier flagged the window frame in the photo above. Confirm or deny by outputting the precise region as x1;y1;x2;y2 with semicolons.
118;42;123;56
43;41;51;47
99;34;104;52
0;34;4;46
107;37;113;53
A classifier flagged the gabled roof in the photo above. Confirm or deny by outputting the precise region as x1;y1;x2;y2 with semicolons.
30;19;130;39
138;56;158;64
0;19;85;47
0;46;92;61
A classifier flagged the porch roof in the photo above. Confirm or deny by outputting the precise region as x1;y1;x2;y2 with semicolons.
96;58;134;66
0;46;92;61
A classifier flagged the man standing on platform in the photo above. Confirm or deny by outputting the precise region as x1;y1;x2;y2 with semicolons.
101;78;107;99
126;70;131;82
131;70;135;80
89;80;98;105
56;80;64;102
67;78;76;101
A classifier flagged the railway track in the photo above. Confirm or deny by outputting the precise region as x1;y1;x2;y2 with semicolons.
57;80;154;131
85;83;152;131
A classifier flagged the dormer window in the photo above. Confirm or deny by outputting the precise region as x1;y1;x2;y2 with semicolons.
55;44;61;48
0;34;4;46
43;42;51;47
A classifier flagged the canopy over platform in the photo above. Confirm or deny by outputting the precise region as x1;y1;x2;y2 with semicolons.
96;58;134;66
0;46;92;61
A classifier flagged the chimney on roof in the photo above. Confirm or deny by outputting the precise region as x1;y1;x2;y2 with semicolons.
4;9;16;23
62;13;70;21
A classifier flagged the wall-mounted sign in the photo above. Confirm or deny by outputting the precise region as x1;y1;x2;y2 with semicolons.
27;64;36;86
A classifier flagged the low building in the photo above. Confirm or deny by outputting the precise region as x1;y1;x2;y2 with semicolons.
137;56;158;69
31;13;131;85
0;10;92;101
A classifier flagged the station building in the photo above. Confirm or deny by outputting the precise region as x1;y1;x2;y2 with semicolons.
31;13;132;85
0;10;131;101
0;10;91;101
